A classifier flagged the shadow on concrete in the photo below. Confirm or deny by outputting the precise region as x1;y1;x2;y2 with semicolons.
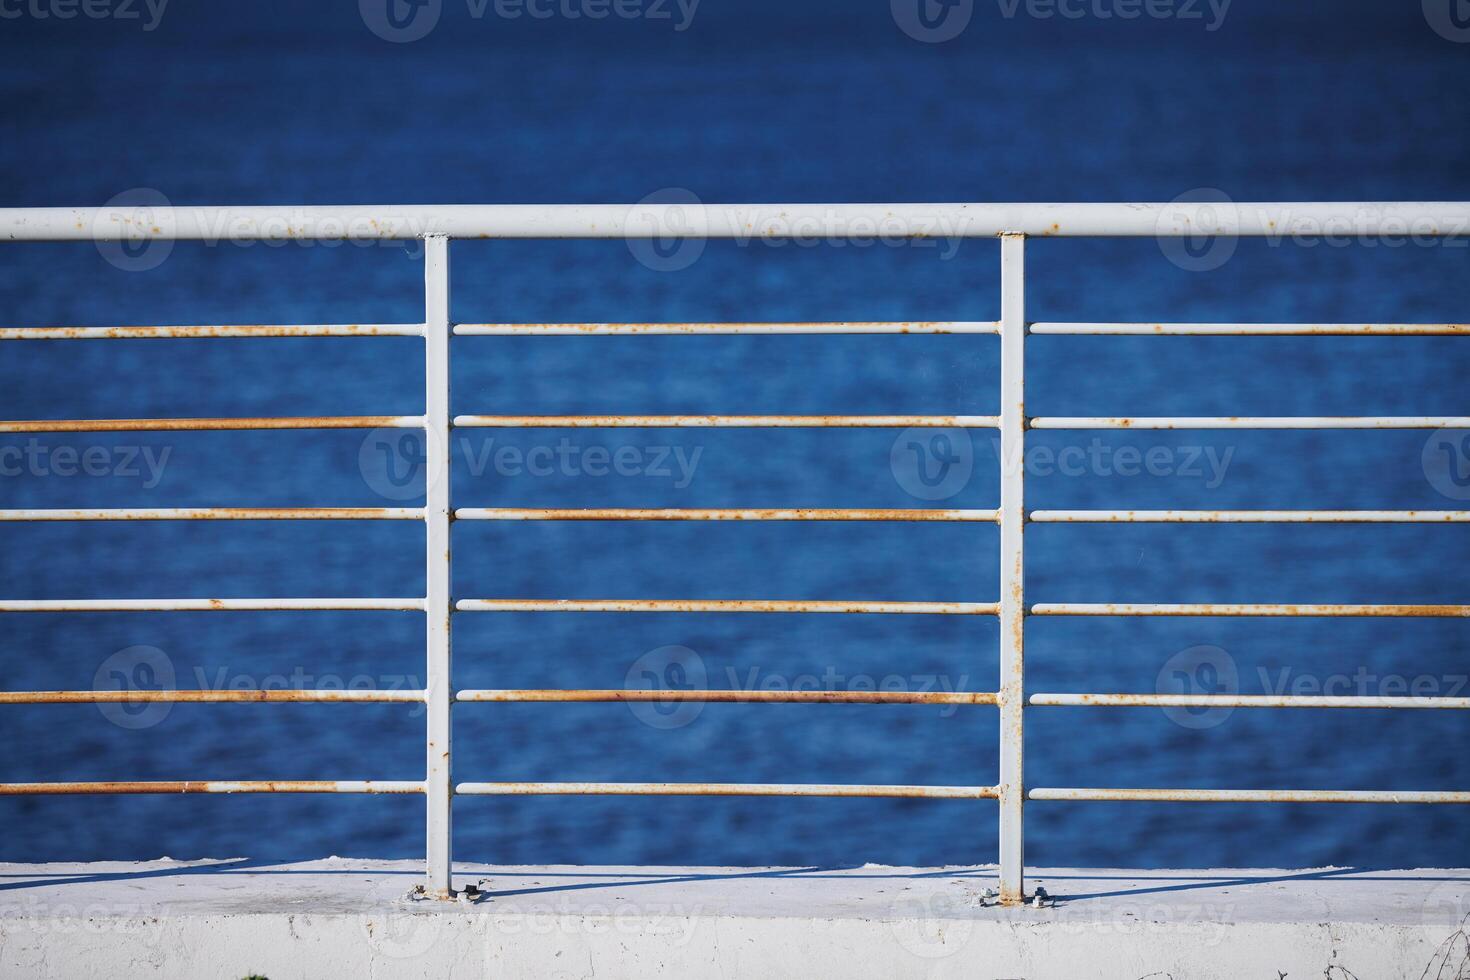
1;861;1465;905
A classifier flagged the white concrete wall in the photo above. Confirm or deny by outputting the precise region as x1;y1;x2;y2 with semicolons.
2;860;1467;979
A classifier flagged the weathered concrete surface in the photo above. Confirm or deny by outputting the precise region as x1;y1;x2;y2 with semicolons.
1;860;1467;979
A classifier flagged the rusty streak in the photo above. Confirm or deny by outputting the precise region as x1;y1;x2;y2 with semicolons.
0;781;425;795
1029;693;1470;709
0;416;424;433
1031;603;1470;617
0;598;426;612
454;689;998;705
0;690;427;704
454;508;998;522
0;508;424;521
453;782;1000;799
1029;788;1470;804
1029;510;1470;523
1030;416;1470;430
1029;323;1470;336
455;599;999;615
0;325;425;340
452;415;1000;429
453;321;1000;335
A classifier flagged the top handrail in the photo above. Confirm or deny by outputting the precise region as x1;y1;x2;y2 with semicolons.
3;202;1469;241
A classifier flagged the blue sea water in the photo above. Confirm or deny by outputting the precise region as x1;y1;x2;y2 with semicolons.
0;2;1467;871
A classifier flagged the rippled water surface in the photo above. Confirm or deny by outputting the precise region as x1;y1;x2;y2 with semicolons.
0;3;1467;869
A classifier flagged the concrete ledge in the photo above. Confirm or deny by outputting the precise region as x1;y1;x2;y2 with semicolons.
2;860;1467;978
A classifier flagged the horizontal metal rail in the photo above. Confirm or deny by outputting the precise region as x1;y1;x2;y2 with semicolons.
1030;510;1470;523
0;781;424;795
455;689;998;705
0;690;425;704
454;507;997;522
454;321;999;336
1029;694;1470;710
455;782;999;798
0;508;423;521
0;598;426;612
1030;416;1470;429
1031;603;1470;617
0;780;993;798
11;202;1470;240
455;599;998;615
452;414;998;428
26;782;1431;802
0;416;423;433
1029;788;1470;804
1030;323;1470;336
0;324;425;340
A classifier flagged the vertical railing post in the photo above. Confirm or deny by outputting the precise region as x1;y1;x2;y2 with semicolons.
998;234;1027;904
424;235;454;898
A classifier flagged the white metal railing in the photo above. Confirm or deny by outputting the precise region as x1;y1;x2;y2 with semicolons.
2;202;1468;905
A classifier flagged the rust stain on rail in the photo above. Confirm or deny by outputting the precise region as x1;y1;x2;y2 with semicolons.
452;415;997;428
0;781;423;795
455;782;999;799
173;507;416;520
458;599;999;615
1128;323;1470;335
0;325;422;340
1029;787;1470;804
197;507;412;520
0;416;417;433
0;690;426;704
455;689;998;705
1037;603;1470;617
0;507;422;521
456;507;995;522
455;321;991;335
1030;692;1470;709
1031;510;1470;523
